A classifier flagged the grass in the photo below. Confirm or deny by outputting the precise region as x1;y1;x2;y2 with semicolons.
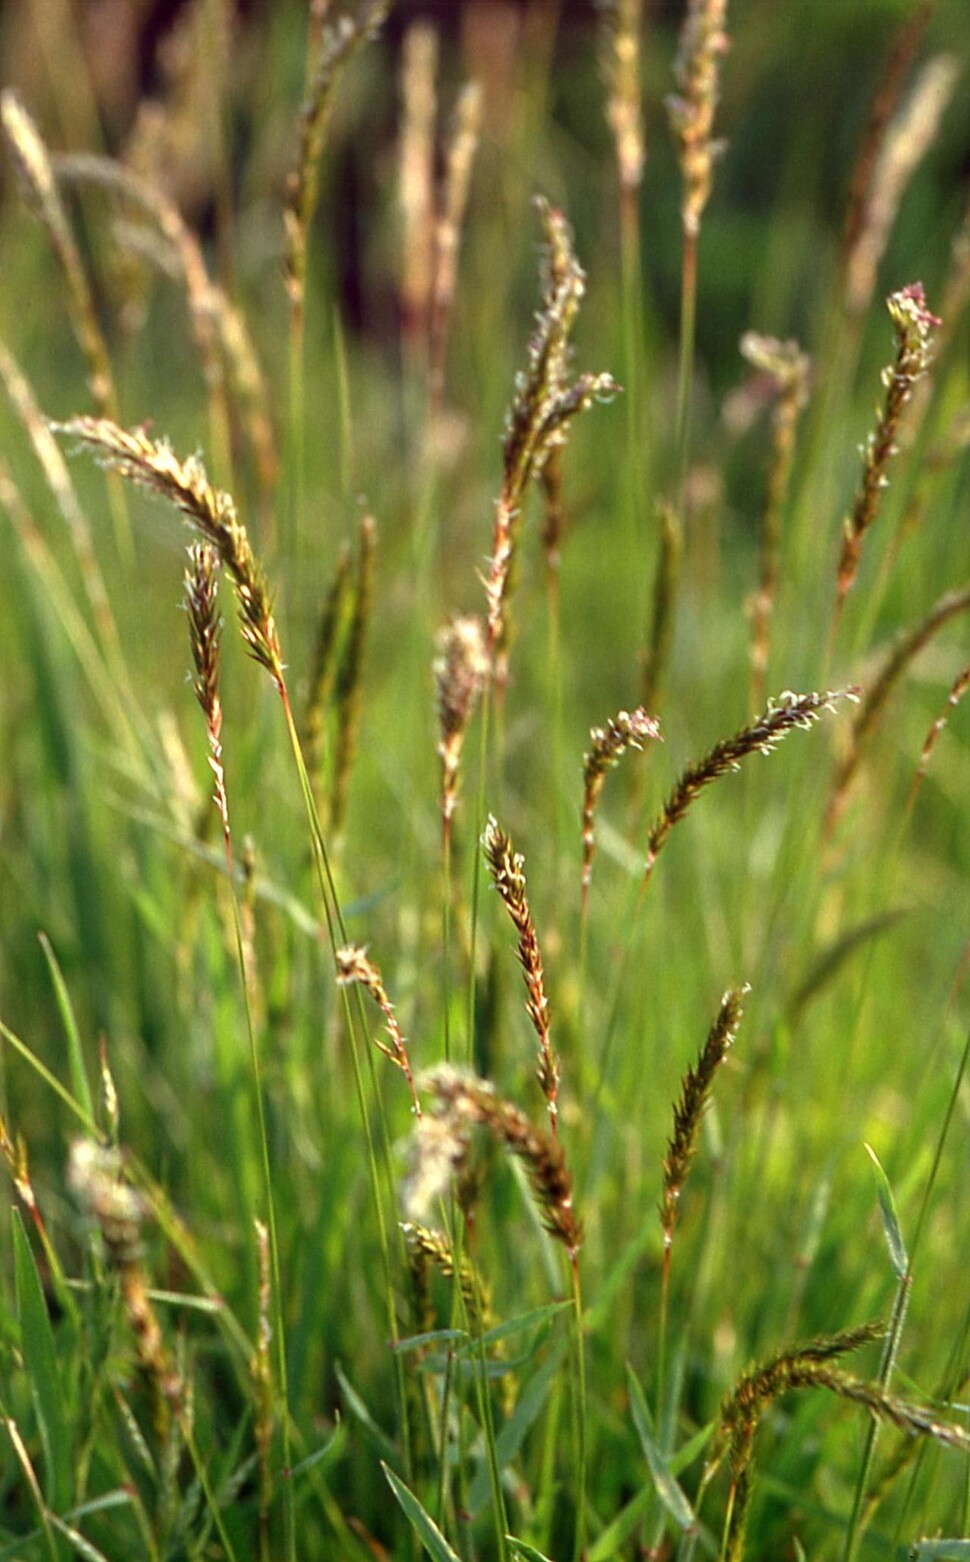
1;1;970;1558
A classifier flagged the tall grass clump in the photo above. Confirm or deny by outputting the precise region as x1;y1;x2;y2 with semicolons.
1;4;969;1560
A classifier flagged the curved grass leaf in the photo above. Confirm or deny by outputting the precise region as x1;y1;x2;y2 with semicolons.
382;1463;462;1562
37;931;93;1123
507;1539;555;1562
865;1143;908;1279
626;1364;696;1531
335;1362;398;1462
12;1210;69;1514
468;1338;567;1515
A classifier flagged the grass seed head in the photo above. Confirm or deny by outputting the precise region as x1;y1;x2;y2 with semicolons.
55;417;285;688
838;283;940;601
435;614;488;831
666;0;730;238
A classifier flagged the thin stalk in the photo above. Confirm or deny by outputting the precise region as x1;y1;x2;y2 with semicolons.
620;195;647;516
841;1020;970;1562
278;689;413;1483
180;1415;241;1562
656;1243;671;1459
468;672;494;1064
546;515;568;934
433;1340;457;1532
675;228;699;512
442;823;454;1065
444;1202;507;1560
233;910;293;1561
0;1394;60;1562
474;1326;511;1562
570;1254;589;1562
204;698;294;1559
286;297;307;576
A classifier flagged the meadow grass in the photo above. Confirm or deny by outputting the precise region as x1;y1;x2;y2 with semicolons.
1;2;969;1559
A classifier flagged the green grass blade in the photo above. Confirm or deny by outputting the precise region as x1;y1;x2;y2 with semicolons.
47;1514;112;1562
335;1362;398;1463
12;1209;70;1515
37;931;94;1125
0;1490;134;1562
467;1339;566;1515
909;1544;970;1559
507;1540;556;1562
626;1364;696;1532
382;1463;463;1562
865;1143;909;1280
0;1020;98;1135
588;1483;655;1561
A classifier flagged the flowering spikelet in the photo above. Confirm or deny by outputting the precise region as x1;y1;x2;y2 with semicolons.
837;283;940;604
429;82;482;410
707;1323;970;1561
284;1;390;319
400;1106;469;1223
52;152;233;469
251;1218;273;1546
99;1037;120;1148
413;1066;581;1260
398;22;437;344
434;614;488;838
335;945;421;1115
665;0;730;239
660;985;747;1254
738;333;811;707
0;1113;40;1229
845;55;959;318
485;197;617;685
643;689;854;888
54;417;284;689
401;1220;492;1334
582;706;661;909
482;816;560;1135
0;93;116;417
184;543;228;838
600;0;645;225
68;1140;186;1422
841;0;933;270
912;664;970;802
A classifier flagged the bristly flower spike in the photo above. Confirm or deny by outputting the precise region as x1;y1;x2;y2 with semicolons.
484;197;618;689
335;945;421;1116
54;418;285;691
482;816;560;1136
413;1066;582;1261
837;282;940;605
434;614;488;843
184;543;229;843
660;984;748;1261
643;689;855;890
665;0;730;241
582;706;661;912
